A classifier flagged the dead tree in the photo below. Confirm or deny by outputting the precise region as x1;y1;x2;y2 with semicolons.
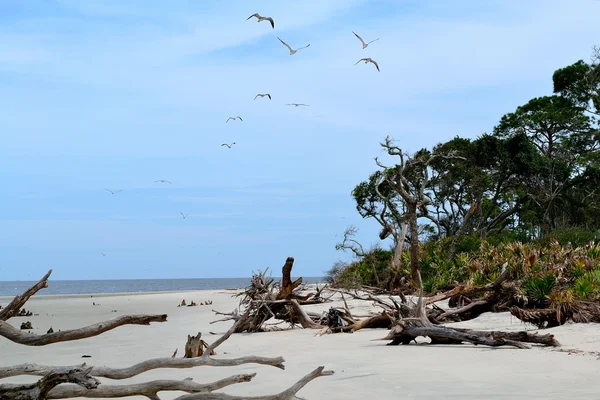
211;257;327;333
0;270;334;400
378;272;560;348
374;136;466;283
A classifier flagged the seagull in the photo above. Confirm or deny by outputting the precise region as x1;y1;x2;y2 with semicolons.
352;31;379;49
101;253;106;257
354;57;380;72
105;189;123;195
254;93;272;100
154;180;172;184
221;142;236;148
246;13;275;29
180;212;190;219
286;103;309;107
277;37;310;55
226;116;243;123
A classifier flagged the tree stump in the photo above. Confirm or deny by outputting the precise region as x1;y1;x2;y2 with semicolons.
183;333;215;358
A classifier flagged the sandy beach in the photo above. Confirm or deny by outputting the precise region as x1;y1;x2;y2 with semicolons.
2;289;600;399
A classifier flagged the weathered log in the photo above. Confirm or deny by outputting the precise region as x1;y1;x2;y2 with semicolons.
383;323;530;348
0;367;99;400
450;328;560;347
0;314;168;346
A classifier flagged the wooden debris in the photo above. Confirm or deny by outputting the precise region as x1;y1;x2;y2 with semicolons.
0;270;333;400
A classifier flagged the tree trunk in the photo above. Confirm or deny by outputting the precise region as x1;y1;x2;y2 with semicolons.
407;203;420;283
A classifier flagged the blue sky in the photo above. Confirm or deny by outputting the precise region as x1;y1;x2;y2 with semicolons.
0;0;598;281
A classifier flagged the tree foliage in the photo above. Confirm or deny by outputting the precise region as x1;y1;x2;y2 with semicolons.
337;48;600;288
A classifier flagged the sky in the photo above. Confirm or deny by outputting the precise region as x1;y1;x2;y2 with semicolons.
0;0;599;281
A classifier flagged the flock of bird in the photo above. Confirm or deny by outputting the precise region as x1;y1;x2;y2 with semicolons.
101;12;381;256
220;12;380;149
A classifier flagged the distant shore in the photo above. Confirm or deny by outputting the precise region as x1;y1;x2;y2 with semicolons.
0;276;325;297
0;287;243;301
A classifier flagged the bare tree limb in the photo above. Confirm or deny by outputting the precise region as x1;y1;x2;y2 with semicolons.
0;367;99;400
173;366;334;400
46;374;256;399
0;314;167;346
0;270;52;321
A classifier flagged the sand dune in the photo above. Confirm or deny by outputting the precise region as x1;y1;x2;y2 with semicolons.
2;289;600;399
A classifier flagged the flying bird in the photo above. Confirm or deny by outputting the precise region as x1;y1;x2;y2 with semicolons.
254;93;272;100
101;253;106;257
154;180;172;184
105;189;123;195
352;31;379;49
221;142;236;148
180;212;190;219
354;57;380;72
246;13;275;29
226;116;243;123
277;37;310;55
286;103;309;107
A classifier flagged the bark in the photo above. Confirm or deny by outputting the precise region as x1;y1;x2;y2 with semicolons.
276;257;302;300
383;323;530;348
450;328;560;347
407;203;421;283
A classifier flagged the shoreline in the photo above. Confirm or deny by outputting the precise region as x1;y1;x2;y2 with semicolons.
0;287;244;301
3;289;600;398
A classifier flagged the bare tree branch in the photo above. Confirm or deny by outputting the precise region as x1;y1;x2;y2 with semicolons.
0;314;168;346
334;225;366;257
173;366;334;400
0;270;52;321
46;374;256;399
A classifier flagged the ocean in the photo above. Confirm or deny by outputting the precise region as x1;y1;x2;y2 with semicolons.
0;277;325;297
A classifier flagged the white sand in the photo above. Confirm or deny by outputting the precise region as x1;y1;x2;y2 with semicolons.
2;289;600;399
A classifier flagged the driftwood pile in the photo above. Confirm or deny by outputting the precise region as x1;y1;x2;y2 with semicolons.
212;257;330;332
212;257;560;350
0;270;334;400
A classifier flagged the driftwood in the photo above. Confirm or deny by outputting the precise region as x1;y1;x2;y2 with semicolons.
184;333;215;358
214;257;326;332
0;270;333;400
510;300;600;329
379;271;559;349
425;263;510;306
430;263;518;323
0;315;168;347
45;375;256;399
172;366;334;400
0;367;99;400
